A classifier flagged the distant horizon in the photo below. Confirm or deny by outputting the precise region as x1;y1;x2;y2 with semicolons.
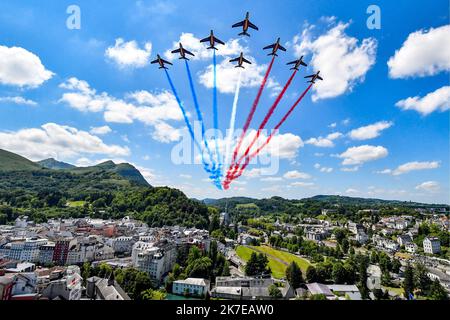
2;147;449;206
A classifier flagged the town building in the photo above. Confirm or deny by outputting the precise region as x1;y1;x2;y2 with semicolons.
423;237;441;254
172;278;210;297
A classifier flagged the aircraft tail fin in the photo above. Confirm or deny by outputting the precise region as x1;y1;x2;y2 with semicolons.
207;46;218;50
238;31;250;37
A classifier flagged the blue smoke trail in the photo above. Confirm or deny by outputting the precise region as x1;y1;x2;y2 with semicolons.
212;50;223;183
164;69;222;189
184;60;217;173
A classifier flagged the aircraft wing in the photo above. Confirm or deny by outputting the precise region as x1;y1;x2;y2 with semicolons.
214;37;225;45
161;59;173;65
185;49;195;56
279;45;287;51
317;75;323;80
171;49;181;54
300;61;307;66
200;37;210;43
263;44;275;50
304;75;314;78
150;59;159;64
286;60;296;65
232;20;245;28
229;57;240;62
242;57;252;64
248;21;259;30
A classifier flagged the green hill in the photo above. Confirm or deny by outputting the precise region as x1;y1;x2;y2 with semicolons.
37;158;76;170
0;149;43;171
0;149;209;229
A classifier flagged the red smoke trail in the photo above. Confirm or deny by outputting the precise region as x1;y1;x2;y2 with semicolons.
228;70;297;180
226;56;276;182
223;83;313;187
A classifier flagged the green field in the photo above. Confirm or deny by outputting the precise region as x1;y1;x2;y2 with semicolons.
66;200;86;207
236;245;311;279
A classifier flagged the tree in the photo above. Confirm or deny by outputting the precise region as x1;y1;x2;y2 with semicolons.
357;255;370;299
332;262;347;284
305;266;317;283
245;252;270;276
310;294;327;300
141;288;167;300
268;284;282;298
391;259;401;274
286;262;303;288
341;238;350;254
414;262;432;296
429;279;449;300
403;264;415;300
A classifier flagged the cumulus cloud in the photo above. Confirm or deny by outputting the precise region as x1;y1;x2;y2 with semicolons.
338;145;388;165
0;96;37;106
198;56;279;94
349;121;393;140
395;86;450;116
290;181;315;187
415;181;440;192
59;78;184;143
90;126;112;135
340;166;359;172
105;38;152;68
0;123;129;161
291;21;376;101
379;161;441;176
283;170;311;179
305;132;343;147
164;33;246;61
0;45;54;87
388;25;450;78
314;163;333;173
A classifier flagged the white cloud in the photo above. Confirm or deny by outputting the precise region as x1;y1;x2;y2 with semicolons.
349;121;393;140
328;122;337;128
90;126;112;135
198;56;279;94
0;96;37;106
345;188;359;194
314;163;333;173
0;45;54;87
151;122;182;143
391;161;440;176
395;86;450;116
179;174;192;179
105;38;152;69
0;123;129;161
283;170;311;179
59;78;184;143
387;25;450;78
291;21;376;101
375;169;392;174
306;132;342;147
338;145;388;165
415;181;440;192
164;33;246;61
231;130;304;160
260;177;283;182
290;181;315;187
340;166;359;172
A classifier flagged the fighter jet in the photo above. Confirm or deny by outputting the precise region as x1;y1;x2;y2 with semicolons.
263;38;286;56
171;43;195;60
304;71;323;83
150;54;173;69
232;12;259;37
200;30;225;50
286;56;308;70
230;52;251;68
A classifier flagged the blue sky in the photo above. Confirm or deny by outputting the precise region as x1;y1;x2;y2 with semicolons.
0;0;448;203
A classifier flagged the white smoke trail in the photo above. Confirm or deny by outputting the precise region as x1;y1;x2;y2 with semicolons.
224;68;242;173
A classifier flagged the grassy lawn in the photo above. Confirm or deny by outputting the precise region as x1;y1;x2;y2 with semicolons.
236;246;286;278
235;245;311;279
382;286;404;297
253;245;311;273
66;200;86;207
